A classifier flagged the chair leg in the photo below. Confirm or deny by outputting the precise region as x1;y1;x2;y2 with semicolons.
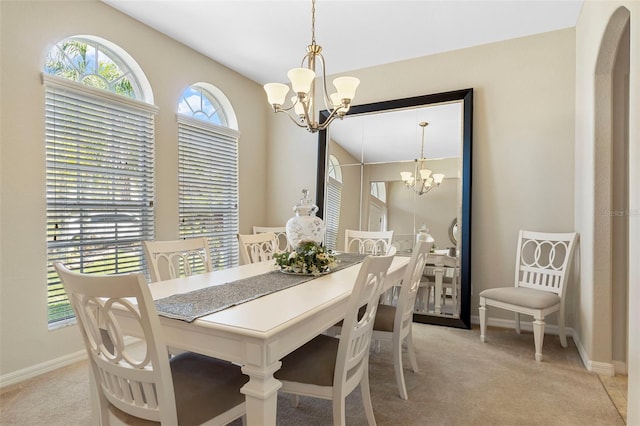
515;312;521;334
290;394;299;408
479;298;487;343
406;329;419;373
360;362;377;425
332;395;347;426
393;334;408;400
533;316;546;362
558;305;568;348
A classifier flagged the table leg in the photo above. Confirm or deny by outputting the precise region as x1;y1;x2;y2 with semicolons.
434;266;444;314
240;361;282;426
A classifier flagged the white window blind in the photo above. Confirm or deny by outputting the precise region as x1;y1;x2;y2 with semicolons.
44;74;157;325
325;177;343;251
177;115;240;269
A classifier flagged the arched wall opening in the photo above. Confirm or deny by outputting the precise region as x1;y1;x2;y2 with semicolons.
593;6;630;371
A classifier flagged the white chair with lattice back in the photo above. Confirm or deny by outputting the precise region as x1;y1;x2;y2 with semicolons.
371;241;432;400
479;230;578;361
344;230;394;255
237;232;279;265
274;254;394;426
253;226;291;251
53;262;247;425
142;237;212;282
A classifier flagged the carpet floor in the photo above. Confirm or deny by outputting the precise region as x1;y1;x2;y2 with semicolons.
0;323;626;425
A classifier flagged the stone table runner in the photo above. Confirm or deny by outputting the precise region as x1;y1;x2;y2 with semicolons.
155;253;366;322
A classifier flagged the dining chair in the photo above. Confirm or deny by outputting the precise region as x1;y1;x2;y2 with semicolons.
371;240;432;400
418;257;459;314
142;237;212;282
274;254;395;426
344;229;394;255
53;262;247;426
479;230;578;361
237;232;279;265
253;225;292;251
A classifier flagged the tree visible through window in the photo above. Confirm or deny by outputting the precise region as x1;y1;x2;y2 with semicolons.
44;36;156;326
178;83;239;268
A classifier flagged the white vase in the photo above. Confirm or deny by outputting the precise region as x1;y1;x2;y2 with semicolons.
286;189;325;248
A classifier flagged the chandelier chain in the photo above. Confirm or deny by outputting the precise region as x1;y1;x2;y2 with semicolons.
311;0;316;46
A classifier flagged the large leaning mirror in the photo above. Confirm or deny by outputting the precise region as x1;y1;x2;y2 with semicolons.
316;89;473;328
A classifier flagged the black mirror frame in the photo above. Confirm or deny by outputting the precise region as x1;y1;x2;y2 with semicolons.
316;88;473;329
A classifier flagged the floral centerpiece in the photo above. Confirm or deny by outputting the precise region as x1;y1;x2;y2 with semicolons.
274;240;337;275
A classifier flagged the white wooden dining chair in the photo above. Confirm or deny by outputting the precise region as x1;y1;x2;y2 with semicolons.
344;229;394;255
418;257;459;314
142;237;212;282
274;254;394;426
479;230;578;361
53;262;247;426
371;241;432;400
253;225;292;251
237;232;279;265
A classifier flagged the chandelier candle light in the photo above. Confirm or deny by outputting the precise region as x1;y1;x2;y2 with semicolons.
263;0;360;133
400;122;445;195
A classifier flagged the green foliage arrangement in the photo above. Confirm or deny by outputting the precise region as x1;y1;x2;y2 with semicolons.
274;240;337;275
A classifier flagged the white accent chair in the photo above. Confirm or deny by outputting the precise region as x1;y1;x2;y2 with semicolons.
344;229;394;255
142;237;212;282
53;262;247;425
237;232;279;265
371;241;432;400
479;230;578;362
274;254;394;426
253;225;292;251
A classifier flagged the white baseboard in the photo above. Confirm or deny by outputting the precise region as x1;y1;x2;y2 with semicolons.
613;360;628;375
0;337;143;389
469;315;616;375
0;349;87;389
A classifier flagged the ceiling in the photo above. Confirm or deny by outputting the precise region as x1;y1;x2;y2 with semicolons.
102;0;583;163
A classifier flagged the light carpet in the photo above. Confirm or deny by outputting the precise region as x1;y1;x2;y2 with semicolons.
0;323;625;425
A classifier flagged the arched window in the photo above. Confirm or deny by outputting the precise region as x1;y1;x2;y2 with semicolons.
370;181;386;203
43;36;157;326
178;85;228;126
177;83;240;268
325;155;343;250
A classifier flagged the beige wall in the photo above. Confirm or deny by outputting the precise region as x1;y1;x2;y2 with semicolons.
574;2;639;423
0;0;267;377
267;28;576;326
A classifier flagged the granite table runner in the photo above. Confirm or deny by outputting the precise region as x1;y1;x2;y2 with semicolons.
155;253;366;322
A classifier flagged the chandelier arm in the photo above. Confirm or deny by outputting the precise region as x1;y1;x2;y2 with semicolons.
315;53;334;112
276;108;311;129
316;107;343;131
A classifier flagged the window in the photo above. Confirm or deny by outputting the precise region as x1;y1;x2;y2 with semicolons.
325;155;343;250
44;36;157;326
370;181;386;203
178;83;239;268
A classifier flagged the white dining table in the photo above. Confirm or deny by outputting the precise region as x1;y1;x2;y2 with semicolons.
112;255;409;426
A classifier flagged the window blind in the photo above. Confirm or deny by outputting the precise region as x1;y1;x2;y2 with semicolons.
177;115;240;269
44;74;157;325
325;177;343;251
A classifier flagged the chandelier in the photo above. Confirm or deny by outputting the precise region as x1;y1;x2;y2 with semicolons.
400;122;445;195
263;0;360;133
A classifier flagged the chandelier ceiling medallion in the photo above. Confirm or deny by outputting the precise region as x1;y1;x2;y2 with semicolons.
400;122;445;195
263;0;360;133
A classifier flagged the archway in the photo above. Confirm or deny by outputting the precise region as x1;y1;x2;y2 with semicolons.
593;7;630;372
